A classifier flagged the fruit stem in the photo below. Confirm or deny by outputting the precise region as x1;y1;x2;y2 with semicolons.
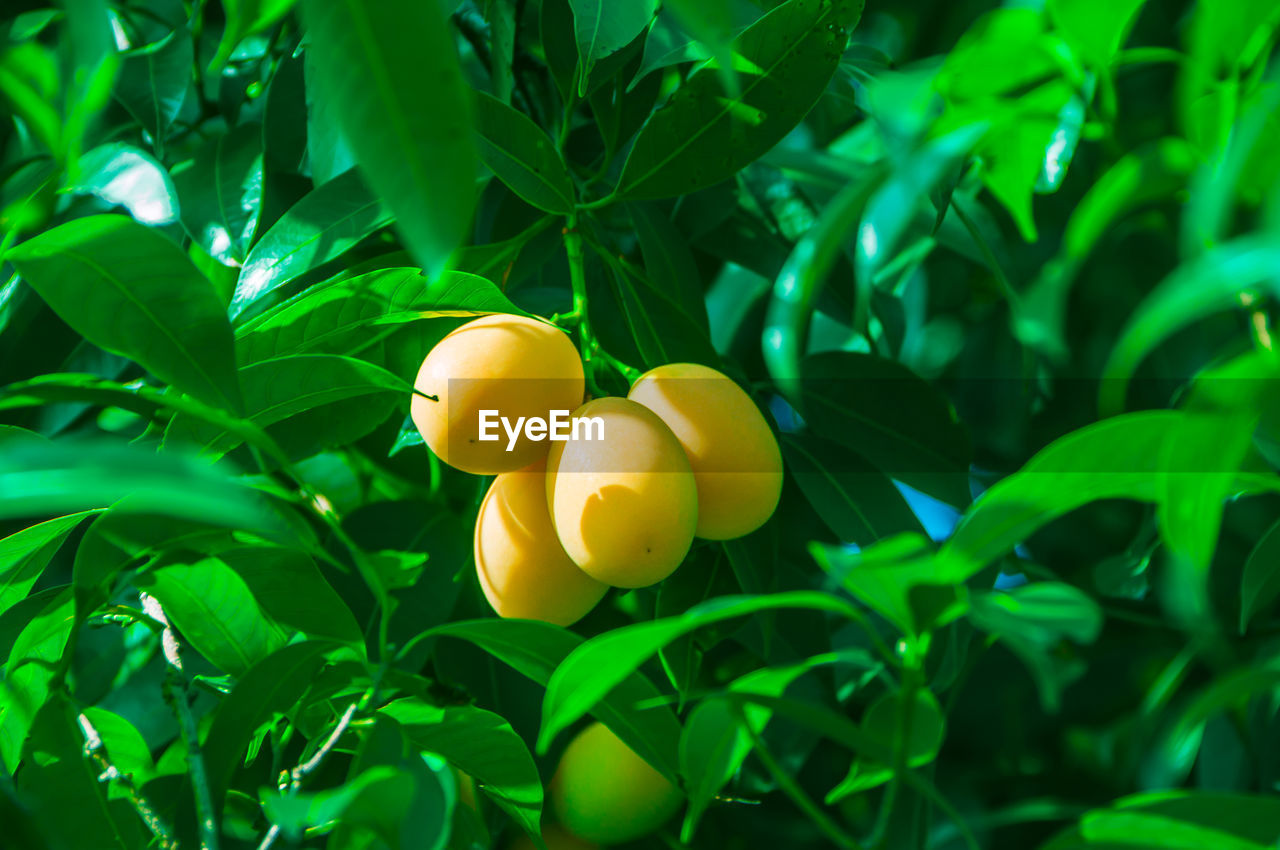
563;215;609;397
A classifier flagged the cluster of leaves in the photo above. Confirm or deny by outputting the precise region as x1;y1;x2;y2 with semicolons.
3;0;1280;849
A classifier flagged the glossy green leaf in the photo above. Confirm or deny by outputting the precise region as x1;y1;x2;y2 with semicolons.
263;765;406;842
69;143;178;225
0;589;75;772
136;557;289;676
172;124;264;265
615;0;863;199
113;29;192;147
381;698;542;838
0;511;95;617
568;0;657;90
232;168;393;319
302;0;477;277
472;91;574;213
538;592;861;757
8;215;243;413
202;641;332;814
80;706;157;785
419;618;684;783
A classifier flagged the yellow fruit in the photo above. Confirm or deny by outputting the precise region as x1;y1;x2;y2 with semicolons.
550;722;683;845
628;362;782;540
545;397;697;588
506;823;598;850
411;314;584;474
474;459;607;626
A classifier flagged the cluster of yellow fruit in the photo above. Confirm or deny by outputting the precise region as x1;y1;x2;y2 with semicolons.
411;314;783;845
411;313;783;627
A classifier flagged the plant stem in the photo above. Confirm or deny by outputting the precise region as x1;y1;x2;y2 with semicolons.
142;593;220;850
78;712;177;848
563;213;608;397
738;706;863;850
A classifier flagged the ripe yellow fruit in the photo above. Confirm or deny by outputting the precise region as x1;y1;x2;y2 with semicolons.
545;397;697;588
550;723;683;845
506;824;598;850
628;362;782;540
474;459;607;626
411;314;584;474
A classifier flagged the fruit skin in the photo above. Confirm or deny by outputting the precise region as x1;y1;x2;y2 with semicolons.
411;314;584;474
506;823;598;850
474;459;607;626
550;722;683;845
545;397;697;588
628;362;782;540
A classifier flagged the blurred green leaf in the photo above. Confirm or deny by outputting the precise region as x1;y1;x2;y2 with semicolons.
615;0;864;200
9;214;243;412
302;0;477;277
1239;519;1280;634
828;687;945;800
472;90;574;213
69;143;179;226
213;0;299;70
232;168;393;319
969;582;1102;647
0;511;95;617
1047;0;1147;67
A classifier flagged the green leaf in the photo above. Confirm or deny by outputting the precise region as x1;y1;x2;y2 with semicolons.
781;433;925;545
80;706;157;786
172;124;264;266
202;641;332;814
681;650;877;840
1239;519;1280;634
0;589;74;772
1099;236;1280;415
0;511;96;617
381;698;543;839
0;440;307;547
136;557;289;676
538;592;861;758
263;765;406;842
615;0;864;199
167;353;405;458
811;533;968;635
302;0;477;277
419;618;684;784
827;687;946;800
969;582;1102;647
69;143;178;226
472;91;574;213
798;352;971;506
214;0;299;70
232;168;393;319
8;214;243;413
113;29;192;148
627;202;712;334
1048;0;1147;67
220;546;365;649
569;0;657;91
15;694;146;849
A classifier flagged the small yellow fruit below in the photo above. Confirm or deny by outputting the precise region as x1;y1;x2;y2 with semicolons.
550;722;683;845
506;823;599;850
545;397;697;588
411;314;584;474
628;362;782;540
474;459;607;626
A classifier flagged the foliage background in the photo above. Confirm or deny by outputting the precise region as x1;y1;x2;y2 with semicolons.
2;0;1280;848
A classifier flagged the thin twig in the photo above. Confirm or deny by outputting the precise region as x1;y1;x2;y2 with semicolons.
142;593;221;850
257;700;362;850
78;712;177;849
